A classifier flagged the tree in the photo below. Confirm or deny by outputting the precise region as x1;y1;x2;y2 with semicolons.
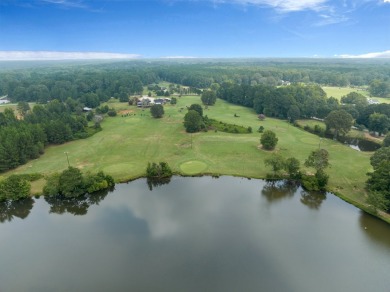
370;147;390;170
201;90;217;106
366;191;389;214
184;110;203;133
304;149;330;172
368;113;389;136
188;104;203;117
324;109;353;138
118;91;128;102
58;167;85;198
170;97;177;105
285;157;301;179
369;80;390;98
264;154;285;177
366;161;390;212
383;133;390;147
287;105;300;122
0;175;30;201
301;149;330;192
17;102;30;118
150;104;164;118
260;130;278;150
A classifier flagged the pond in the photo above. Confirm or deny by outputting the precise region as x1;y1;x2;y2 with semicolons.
1;176;390;292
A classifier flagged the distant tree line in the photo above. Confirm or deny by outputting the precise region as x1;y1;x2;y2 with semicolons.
1;60;389;106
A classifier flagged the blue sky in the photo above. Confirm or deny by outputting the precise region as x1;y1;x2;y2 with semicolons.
0;0;389;59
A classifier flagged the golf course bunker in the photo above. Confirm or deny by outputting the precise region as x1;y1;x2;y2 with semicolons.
180;160;208;175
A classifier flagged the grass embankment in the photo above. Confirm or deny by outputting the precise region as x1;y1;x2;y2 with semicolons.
2;95;388;222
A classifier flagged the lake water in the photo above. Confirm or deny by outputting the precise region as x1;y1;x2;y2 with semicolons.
1;176;390;292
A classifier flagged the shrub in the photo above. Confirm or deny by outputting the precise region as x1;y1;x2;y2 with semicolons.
146;162;172;178
301;175;320;192
107;109;117;117
260;130;278;150
43;169;114;198
85;171;114;193
0;175;31;202
315;170;329;190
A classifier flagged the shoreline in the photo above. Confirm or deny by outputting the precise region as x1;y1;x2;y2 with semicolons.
114;171;390;225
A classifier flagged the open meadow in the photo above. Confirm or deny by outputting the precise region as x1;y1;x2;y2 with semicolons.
2;95;379;218
322;86;390;104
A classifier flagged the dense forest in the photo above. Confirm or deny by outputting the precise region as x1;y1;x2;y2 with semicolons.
0;100;94;172
1;59;390;103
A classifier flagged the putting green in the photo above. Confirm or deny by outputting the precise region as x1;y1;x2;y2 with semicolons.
180;161;208;174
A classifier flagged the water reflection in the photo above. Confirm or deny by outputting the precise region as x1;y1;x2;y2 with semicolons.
146;177;172;191
44;188;112;216
359;212;390;249
261;180;298;203
300;190;326;210
0;176;389;292
0;198;35;223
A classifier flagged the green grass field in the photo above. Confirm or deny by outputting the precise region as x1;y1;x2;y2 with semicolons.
322;86;390;104
2;95;386;220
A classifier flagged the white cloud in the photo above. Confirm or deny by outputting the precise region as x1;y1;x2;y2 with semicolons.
336;50;390;58
0;51;141;61
215;0;328;12
41;0;86;9
384;0;390;3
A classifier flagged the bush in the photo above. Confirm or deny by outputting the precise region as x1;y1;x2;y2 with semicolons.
85;171;115;194
43;173;60;197
301;170;329;192
146;162;172;178
0;175;31;202
43;169;114;198
301;175;320;191
315;169;329;190
258;126;264;133
107;109;117;117
206;118;250;134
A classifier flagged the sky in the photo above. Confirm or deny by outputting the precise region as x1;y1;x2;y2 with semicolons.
0;0;389;60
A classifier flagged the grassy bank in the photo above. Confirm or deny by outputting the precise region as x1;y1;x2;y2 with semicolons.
2;95;388;222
